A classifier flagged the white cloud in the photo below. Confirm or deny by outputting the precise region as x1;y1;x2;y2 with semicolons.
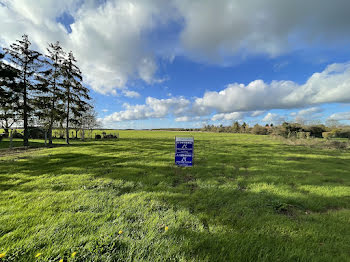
193;63;350;114
251;110;265;117
290;107;323;122
176;0;350;60
0;0;175;94
211;112;244;121
175;116;201;122
262;113;285;124
103;96;190;122
102;109;109;113
122;90;140;98
101;62;350;126
2;0;350;96
328;112;350;121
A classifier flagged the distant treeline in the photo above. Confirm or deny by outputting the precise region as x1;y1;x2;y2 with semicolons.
201;122;350;139
0;34;99;146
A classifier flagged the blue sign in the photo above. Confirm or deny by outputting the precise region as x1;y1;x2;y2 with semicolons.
175;137;194;167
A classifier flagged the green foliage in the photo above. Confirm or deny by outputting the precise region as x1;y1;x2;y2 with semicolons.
0;131;349;261
4;35;43;146
251;124;268;135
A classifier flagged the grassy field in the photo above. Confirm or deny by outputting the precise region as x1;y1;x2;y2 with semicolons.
0;131;349;261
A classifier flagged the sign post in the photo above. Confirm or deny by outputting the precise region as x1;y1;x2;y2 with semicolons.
175;137;194;167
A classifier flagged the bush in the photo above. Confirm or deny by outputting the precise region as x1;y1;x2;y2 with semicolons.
251;124;268;135
326;140;348;150
28;127;46;139
322;132;333;139
12;131;23;139
297;132;310;139
334;130;350;139
305;125;327;138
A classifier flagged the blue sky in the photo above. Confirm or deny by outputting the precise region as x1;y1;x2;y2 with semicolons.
2;0;350;128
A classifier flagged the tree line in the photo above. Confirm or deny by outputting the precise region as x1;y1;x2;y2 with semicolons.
0;35;98;146
202;121;350;139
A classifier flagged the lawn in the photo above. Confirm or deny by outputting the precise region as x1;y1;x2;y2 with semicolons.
0;131;349;261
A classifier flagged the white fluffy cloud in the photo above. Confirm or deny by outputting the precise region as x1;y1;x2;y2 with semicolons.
101;62;350;125
175;116;201;122
176;0;350;60
211;112;244;121
0;0;174;94
262;113;285;124
2;0;350;95
290;107;323;122
103;96;190;122
193;63;350;114
122;90;140;98
328;112;350;121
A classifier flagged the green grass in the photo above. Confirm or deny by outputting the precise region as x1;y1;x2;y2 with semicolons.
0;131;349;261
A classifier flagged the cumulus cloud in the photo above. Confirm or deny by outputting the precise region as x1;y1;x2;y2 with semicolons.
328;112;350;121
175;116;201;122
103;96;190;122
262;113;285;124
2;0;350;95
0;0;175;94
211;112;244;121
250;110;266;117
176;0;350;60
290;107;323;122
193;63;350;114
122;90;140;98
101;62;350;125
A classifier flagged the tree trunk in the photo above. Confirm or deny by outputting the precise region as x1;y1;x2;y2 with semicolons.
23;70;29;147
3;128;9;138
9;129;13;149
48;127;53;146
49;64;57;145
65;104;70;144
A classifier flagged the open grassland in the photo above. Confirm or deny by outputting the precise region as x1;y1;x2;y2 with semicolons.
0;131;349;261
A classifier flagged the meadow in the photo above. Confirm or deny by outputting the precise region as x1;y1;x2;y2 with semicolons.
0;131;349;261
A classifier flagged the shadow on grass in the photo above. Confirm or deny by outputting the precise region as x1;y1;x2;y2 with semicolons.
0;137;349;261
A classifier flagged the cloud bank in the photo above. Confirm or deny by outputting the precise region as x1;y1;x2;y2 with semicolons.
102;62;350;124
2;0;350;94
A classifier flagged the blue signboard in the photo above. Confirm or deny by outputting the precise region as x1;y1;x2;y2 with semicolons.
175;137;194;167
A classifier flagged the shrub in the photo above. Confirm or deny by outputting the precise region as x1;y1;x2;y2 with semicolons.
251;124;268;135
326;140;348;150
322;132;333;139
334;130;350;139
28;127;45;139
305;125;327;138
297;132;310;139
12;131;23;139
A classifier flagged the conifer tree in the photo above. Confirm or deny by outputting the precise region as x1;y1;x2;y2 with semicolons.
61;51;91;144
4;35;42;146
0;52;19;136
35;41;65;145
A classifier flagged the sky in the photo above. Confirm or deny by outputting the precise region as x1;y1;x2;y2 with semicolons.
1;0;350;129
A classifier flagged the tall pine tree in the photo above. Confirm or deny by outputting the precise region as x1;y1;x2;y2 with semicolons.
61;51;91;144
35;41;65;145
4;35;42;146
0;52;19;136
